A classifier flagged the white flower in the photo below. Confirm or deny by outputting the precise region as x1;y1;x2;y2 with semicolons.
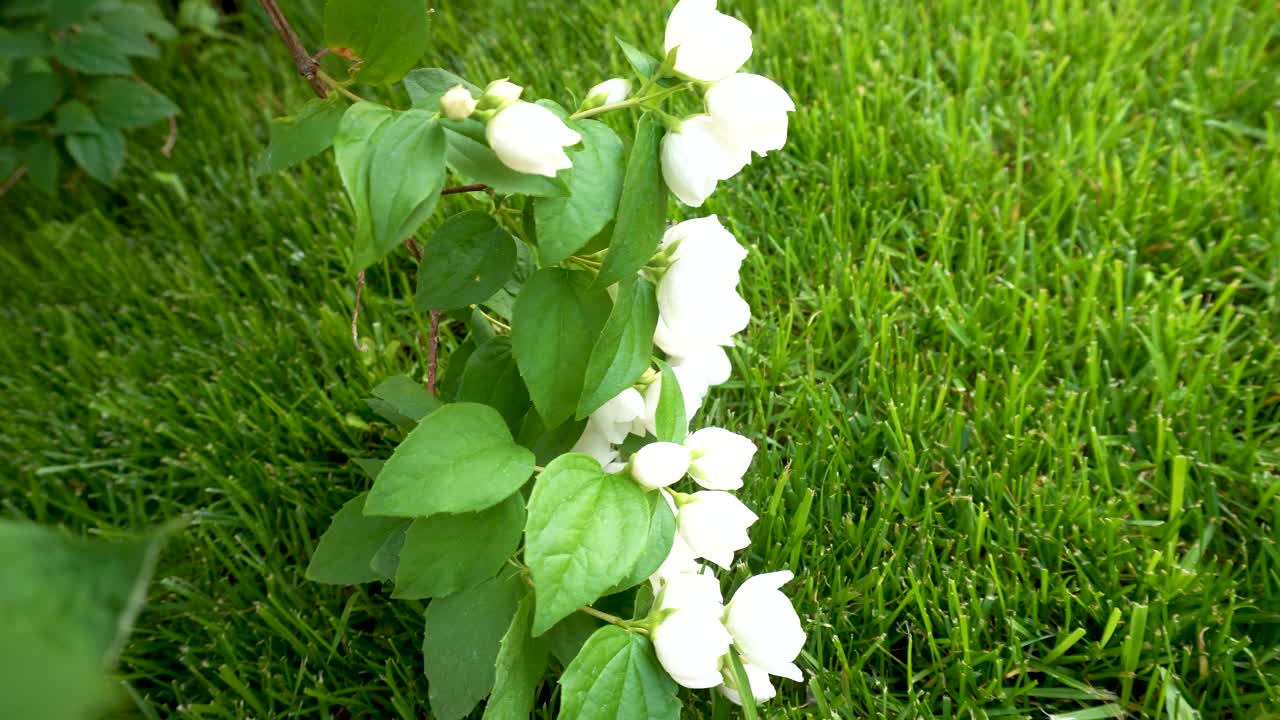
664;0;753;82
486;101;581;177
440;85;477;120
685;427;756;490
570;424;620;468
651;531;702;589
674;491;757;568
661;115;749;207
705;73;795;155
630;441;692;490
660;214;748;268
642;364;708;436
670;344;732;388
653;218;751;356
724;570;805;682
651;571;731;688
717;661;777;705
590;388;647;444
585;78;632;106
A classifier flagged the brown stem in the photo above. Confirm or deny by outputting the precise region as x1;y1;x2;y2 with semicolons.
405;237;423;261
160;116;178;157
0;166;27;196
351;271;367;351
259;0;328;99
442;183;488;195
427;310;441;395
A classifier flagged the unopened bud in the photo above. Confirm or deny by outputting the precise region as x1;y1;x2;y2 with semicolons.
477;79;523;111
582;78;632;110
440;86;477;120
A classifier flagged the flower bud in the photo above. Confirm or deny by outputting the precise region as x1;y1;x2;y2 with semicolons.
685;427;756;490
485;101;582;177
583;78;632;109
440;85;478;120
630;441;692;490
724;571;806;682
673;490;757;568
664;0;753;82
477;79;524;110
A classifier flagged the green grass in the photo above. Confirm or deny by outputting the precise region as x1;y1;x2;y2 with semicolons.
3;0;1279;717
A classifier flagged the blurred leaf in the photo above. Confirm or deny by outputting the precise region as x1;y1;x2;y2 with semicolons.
65;127;125;184
404;67;479;110
0;71;65;124
54;30;133;75
52;100;102;135
0;29;53;60
88;78;178;130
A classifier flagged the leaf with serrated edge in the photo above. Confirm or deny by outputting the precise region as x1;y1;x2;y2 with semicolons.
392;492;524;599
558;626;681;720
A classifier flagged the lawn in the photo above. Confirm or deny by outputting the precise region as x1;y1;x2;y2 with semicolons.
2;0;1279;717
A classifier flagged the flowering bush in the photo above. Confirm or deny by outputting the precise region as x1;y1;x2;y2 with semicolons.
268;0;804;716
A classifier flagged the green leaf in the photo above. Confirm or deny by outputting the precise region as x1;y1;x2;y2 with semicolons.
458;336;531;433
482;237;535;320
257;98;344;175
371;373;440;422
404;67;480;110
653;359;686;443
595;113;668;288
511;268;611;427
368;524;407;578
558;626;682;720
87;77;178;130
546;612;603;668
423;569;524;720
534;119;625;266
365;403;535;517
443;129;568;197
48;0;101;29
516;410;587;467
0;148;17;179
323;0;430;86
0;30;53;60
615;37;660;79
0;519;177;720
54;30;133;75
2;0;49;19
577;275;658;418
65;127;125;185
525;454;651;634
609;492;676;593
393;492;525;599
334;103;447;271
483;595;550;720
24;138;58;193
97;3;177;57
414;210;518;311
52;100;102;135
305;492;409;585
0;72;65;124
439;337;476;400
725;649;760;720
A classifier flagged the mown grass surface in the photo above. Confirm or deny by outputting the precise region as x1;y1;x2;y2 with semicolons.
3;0;1279;717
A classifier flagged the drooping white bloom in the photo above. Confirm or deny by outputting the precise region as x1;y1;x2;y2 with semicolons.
585;78;632;106
651;571;732;688
685;427;756;490
724;570;806;682
571;387;646;467
486;101;581;177
664;0;753;82
653;216;751;356
570;424;620;468
705;73;795;156
440;85;477;120
674;491;757;568
660;115;749;207
669;343;732;388
717;661;777;705
642;363;709;436
630;441;692;490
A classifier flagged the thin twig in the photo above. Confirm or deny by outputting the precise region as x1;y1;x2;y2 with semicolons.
405;237;424;261
427;310;441;395
351;271;368;351
0;166;26;196
160;116;178;157
442;183;487;195
258;0;328;98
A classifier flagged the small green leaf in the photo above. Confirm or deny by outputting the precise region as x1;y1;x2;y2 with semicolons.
393;492;524;599
615;37;660;79
55;30;133;75
0;148;17;179
423;569;524;720
595;113;668;288
65;127;125;185
0;72;65;124
404;67;480;110
365;403;535;517
87;78;178;130
653;359;686;443
458;336;531;433
305;492;409;585
0;30;53;60
534;120;625;266
511;268;611;427
546;612;603;669
97;2;177;57
558;626;681;720
371;373;440;422
525;454;651;634
53;100;102;135
609;493;676;593
483;595;550;720
24;138;59;193
443;129;568;197
577;275;658;418
334;103;447;271
415;210;518;311
368;523;407;578
257;98;345;175
323;0;430;86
